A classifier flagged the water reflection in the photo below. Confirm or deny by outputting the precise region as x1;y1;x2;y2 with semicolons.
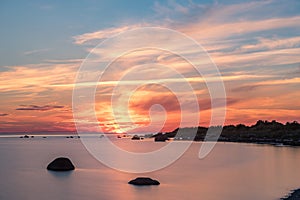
47;170;73;179
0;138;300;200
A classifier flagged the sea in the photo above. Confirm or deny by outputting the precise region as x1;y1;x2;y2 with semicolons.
0;134;299;200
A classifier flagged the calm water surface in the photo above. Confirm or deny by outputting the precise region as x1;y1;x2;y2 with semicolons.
0;136;299;200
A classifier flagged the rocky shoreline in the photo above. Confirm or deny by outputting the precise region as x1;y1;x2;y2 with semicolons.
156;120;300;146
281;189;300;200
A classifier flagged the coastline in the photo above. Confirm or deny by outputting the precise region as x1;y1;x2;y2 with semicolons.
160;120;300;147
281;189;300;200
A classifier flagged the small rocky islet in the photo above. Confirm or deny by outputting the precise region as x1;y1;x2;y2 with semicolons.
128;177;160;186
47;157;75;171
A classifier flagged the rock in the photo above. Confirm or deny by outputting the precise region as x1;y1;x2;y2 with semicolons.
281;189;300;200
128;177;160;186
131;135;141;140
154;134;169;142
47;157;75;171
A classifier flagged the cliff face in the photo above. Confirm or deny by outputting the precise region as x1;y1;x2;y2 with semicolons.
164;120;300;145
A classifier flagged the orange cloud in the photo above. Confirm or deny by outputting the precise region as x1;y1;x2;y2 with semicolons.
2;1;300;133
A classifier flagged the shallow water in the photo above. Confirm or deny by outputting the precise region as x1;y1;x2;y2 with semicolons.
0;136;299;200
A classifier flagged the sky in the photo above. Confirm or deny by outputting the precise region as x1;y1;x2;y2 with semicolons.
0;0;300;133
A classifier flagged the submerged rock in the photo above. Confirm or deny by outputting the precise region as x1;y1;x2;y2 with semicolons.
128;177;160;186
47;157;75;171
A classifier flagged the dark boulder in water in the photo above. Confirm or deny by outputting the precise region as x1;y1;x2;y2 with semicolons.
47;157;75;171
128;177;160;186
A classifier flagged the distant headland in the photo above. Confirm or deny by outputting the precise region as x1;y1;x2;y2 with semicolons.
157;120;300;146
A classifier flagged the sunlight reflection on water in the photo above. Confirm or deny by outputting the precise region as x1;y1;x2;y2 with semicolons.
0;137;299;200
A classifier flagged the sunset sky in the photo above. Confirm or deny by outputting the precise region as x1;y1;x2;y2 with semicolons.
0;0;300;133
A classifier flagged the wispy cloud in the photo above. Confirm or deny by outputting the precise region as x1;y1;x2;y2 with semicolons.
186;16;300;41
23;48;50;56
2;0;300;132
72;1;300;75
232;77;300;92
0;62;79;93
44;58;84;64
73;25;145;45
73;0;300;46
238;36;300;53
16;105;64;111
68;0;300;132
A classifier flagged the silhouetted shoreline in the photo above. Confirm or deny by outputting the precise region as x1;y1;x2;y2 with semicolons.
158;120;300;146
281;189;300;200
